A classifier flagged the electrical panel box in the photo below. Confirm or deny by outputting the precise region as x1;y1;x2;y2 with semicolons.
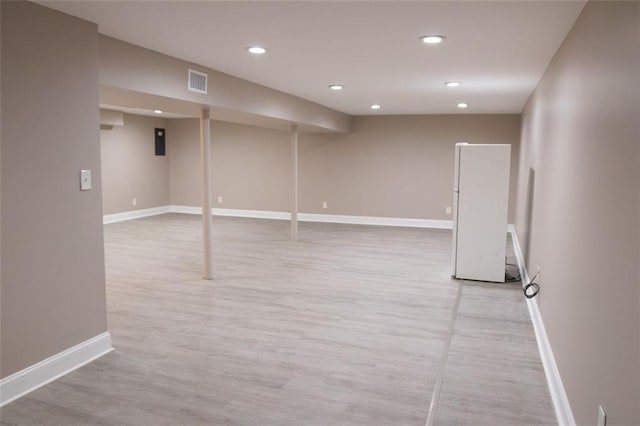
155;128;166;156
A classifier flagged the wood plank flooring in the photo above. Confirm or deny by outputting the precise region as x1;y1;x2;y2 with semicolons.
433;282;555;425
0;214;555;425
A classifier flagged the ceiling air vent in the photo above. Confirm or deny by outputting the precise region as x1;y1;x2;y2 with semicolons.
188;69;208;94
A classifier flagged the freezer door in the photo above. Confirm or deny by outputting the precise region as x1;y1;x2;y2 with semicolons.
451;190;459;276
451;143;464;276
453;143;465;192
455;144;510;282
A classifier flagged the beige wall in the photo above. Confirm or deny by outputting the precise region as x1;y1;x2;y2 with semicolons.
301;115;520;221
167;119;201;207
210;122;291;212
515;1;640;424
168;119;291;211
169;115;520;222
101;113;170;214
1;1;108;377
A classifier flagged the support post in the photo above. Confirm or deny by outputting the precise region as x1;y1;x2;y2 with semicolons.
200;109;214;279
290;124;299;241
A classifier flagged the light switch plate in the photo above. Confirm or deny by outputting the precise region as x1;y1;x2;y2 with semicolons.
80;169;92;191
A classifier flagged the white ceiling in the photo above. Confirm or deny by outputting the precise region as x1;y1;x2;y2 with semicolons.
40;1;585;116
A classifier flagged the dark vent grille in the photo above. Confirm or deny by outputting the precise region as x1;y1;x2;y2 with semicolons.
188;69;207;94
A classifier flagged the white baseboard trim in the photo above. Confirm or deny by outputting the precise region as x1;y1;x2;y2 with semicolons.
168;205;454;229
103;206;170;224
509;229;575;426
107;205;517;233
0;332;113;406
213;208;290;221
168;206;291;220
298;213;453;229
169;205;201;215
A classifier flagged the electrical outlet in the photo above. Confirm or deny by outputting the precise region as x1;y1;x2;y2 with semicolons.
598;406;606;426
132;198;137;206
446;206;452;214
217;196;223;204
322;201;328;209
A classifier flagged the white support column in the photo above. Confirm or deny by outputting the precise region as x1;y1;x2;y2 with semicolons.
290;124;299;241
200;109;214;279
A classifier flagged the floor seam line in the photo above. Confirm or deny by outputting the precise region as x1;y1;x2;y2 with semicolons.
424;280;463;426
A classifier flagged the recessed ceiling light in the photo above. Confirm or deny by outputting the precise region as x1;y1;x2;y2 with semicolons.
329;84;344;91
457;103;469;109
445;81;461;88
370;104;381;110
421;35;446;44
247;46;267;55
154;109;163;114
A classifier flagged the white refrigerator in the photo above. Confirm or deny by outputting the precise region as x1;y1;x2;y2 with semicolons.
451;143;511;283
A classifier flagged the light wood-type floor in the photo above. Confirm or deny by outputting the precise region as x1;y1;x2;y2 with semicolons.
0;214;555;425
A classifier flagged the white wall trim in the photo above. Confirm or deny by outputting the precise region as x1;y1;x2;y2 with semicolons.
169;205;201;215
298;213;453;229
509;228;575;426
107;205;513;232
213;208;290;221
167;205;454;229
0;332;113;406
169;206;290;220
103;206;170;224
